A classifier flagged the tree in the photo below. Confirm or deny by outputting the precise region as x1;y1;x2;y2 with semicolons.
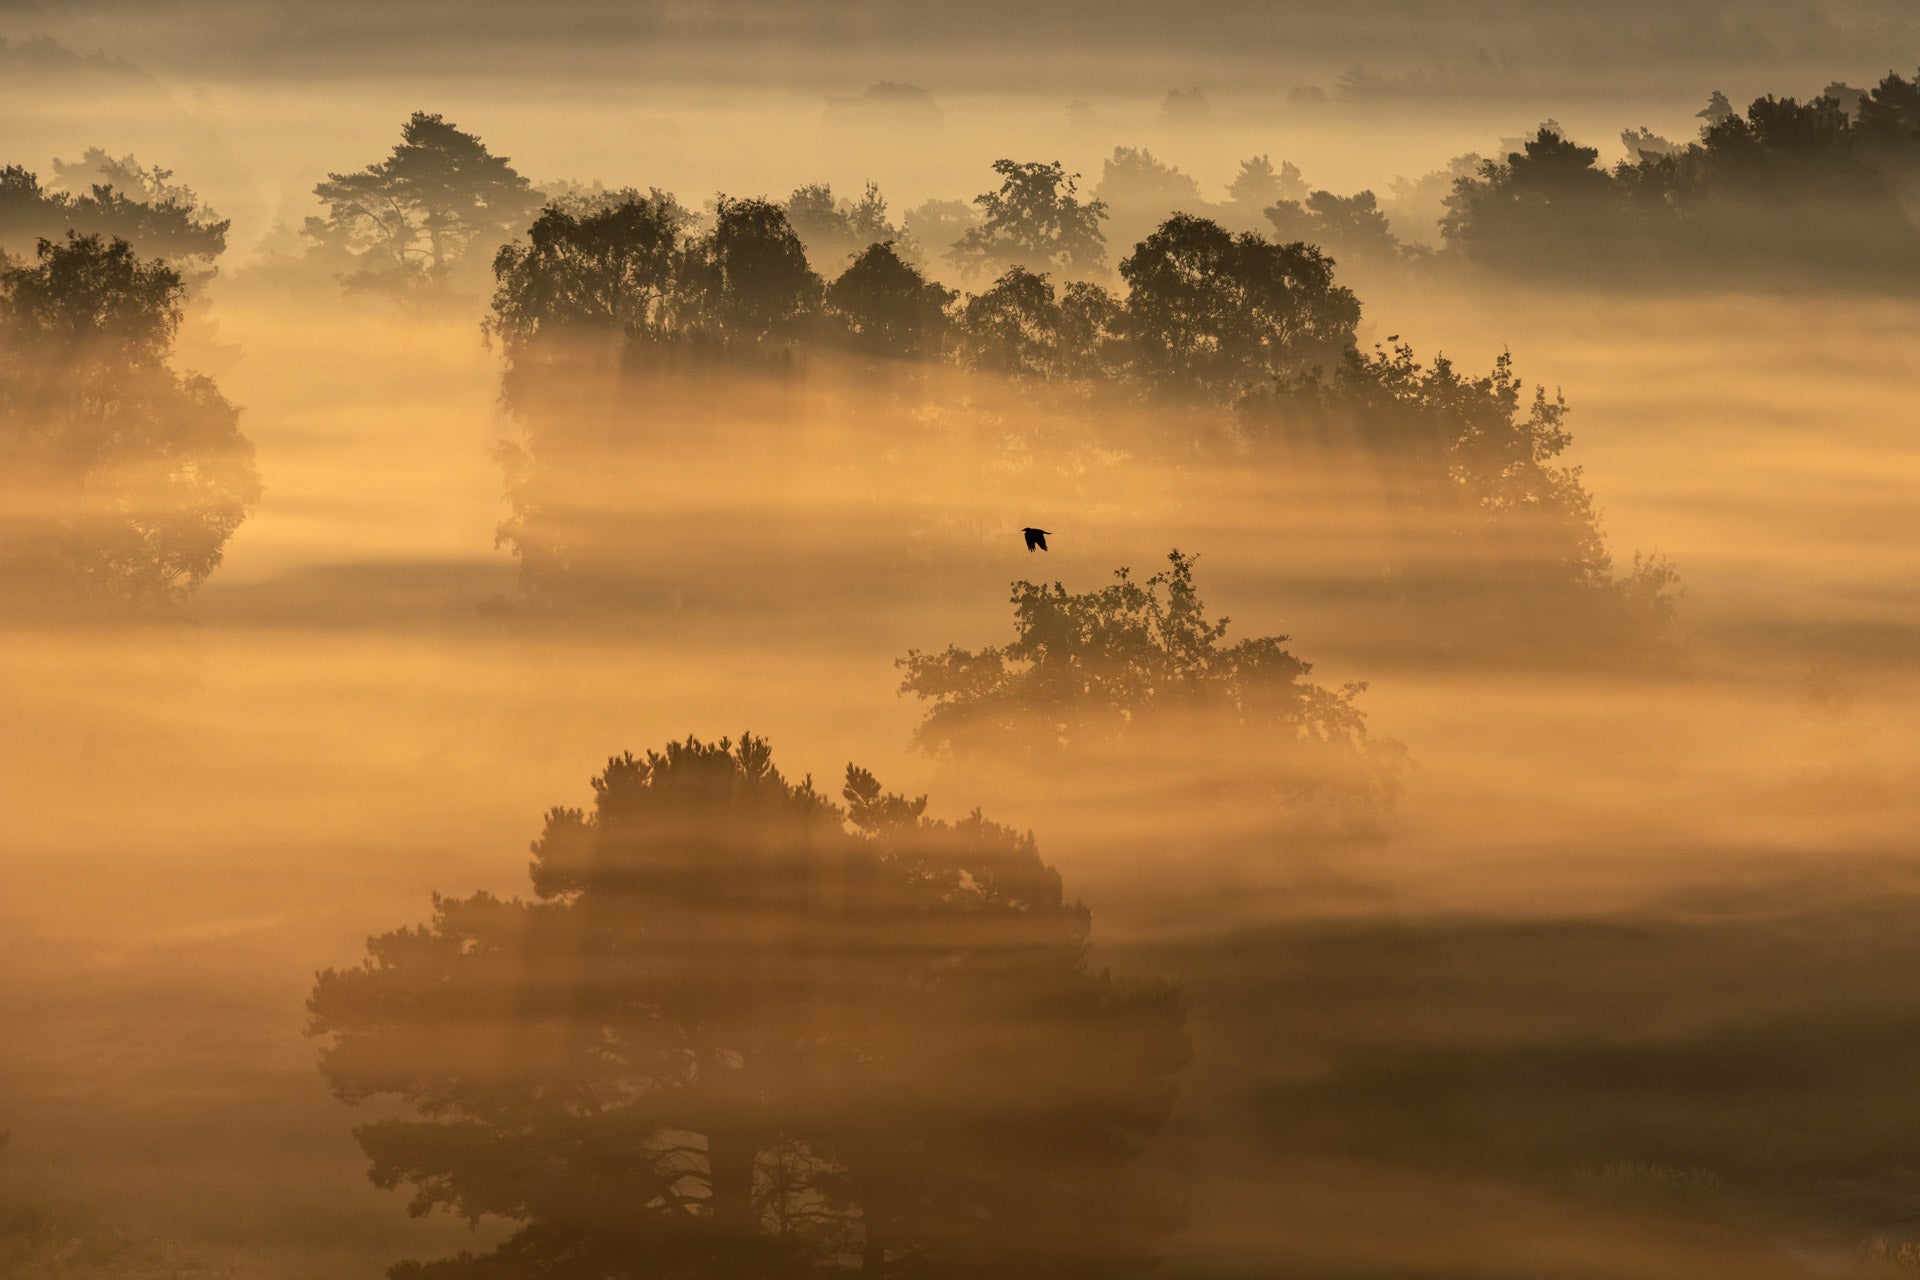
1697;89;1735;128
1435;76;1920;284
956;267;1120;381
949;160;1108;281
487;190;692;369
898;551;1404;818
1263;190;1400;260
677;197;823;347
823;241;955;358
1619;127;1682;161
1857;68;1920;145
958;266;1066;379
1237;340;1679;650
901;198;979;273
308;733;1188;1280
1118;214;1360;398
1440;127;1617;267
784;181;904;274
306;111;543;294
0;233;259;615
1224;155;1306;230
1094;147;1208;250
0;156;229;285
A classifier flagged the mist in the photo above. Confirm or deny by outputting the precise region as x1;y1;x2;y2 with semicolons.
3;6;1919;1278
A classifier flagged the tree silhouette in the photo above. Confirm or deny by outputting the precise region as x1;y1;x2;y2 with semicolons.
1093;147;1208;252
0;233;259;616
898;551;1404;819
307;111;543;294
901;198;978;271
958;266;1120;381
487;190;692;377
1697;89;1735;128
784;181;904;274
1263;190;1400;261
950;160;1108;281
1118;214;1360;397
1239;339;1680;648
309;734;1187;1280
823;241;955;358
1438;73;1920;284
0;156;228;286
1440;127;1616;268
1223;155;1306;231
679;197;823;348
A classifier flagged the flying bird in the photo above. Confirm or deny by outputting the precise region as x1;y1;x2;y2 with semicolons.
1022;527;1051;552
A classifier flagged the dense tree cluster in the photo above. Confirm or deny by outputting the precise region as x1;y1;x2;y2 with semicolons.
482;165;1670;645
487;179;1361;391
784;181;910;274
0;233;259;616
309;734;1188;1280
0;152;229;284
1443;71;1920;280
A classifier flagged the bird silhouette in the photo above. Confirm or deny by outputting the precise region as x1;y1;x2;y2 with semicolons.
1022;527;1051;552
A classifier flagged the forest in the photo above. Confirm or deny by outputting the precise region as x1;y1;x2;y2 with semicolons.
2;8;1919;1278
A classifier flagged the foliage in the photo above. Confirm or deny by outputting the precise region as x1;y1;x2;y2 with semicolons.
1246;343;1599;561
822;240;955;358
1224;154;1306;229
308;734;1188;1280
0;156;228;284
1264;190;1399;260
949;159;1108;280
487;190;692;363
784;181;905;274
1095;147;1209;249
677;197;823;346
306;111;543;295
957;266;1120;381
1442;72;1920;282
0;233;259;616
898;551;1404;816
1240;341;1681;649
900;197;979;272
1119;213;1361;396
1441;127;1616;267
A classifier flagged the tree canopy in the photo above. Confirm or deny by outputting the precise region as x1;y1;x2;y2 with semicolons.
1441;72;1920;282
949;160;1109;281
309;733;1188;1280
487;189;692;362
678;197;824;347
0;232;259;616
784;181;907;274
307;111;543;294
898;551;1405;820
0;155;229;285
1119;214;1360;396
822;241;956;358
1264;190;1399;261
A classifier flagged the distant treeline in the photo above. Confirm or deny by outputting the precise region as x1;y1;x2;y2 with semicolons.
1444;74;1920;283
279;71;1920;292
8;69;1915;298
